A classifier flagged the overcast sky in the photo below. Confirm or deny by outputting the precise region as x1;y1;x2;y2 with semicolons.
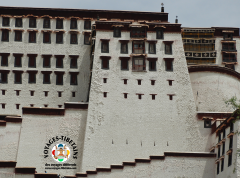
1;0;240;28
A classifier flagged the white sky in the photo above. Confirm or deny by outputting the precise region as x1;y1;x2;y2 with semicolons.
0;0;240;28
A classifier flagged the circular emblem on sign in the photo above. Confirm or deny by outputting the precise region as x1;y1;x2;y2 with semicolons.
51;143;70;162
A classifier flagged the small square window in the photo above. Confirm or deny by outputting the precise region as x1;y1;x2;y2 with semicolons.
15;31;22;42
70;58;77;68
44;91;48;97
124;93;127;99
56;19;63;29
58;91;62;97
29;32;36;43
2;90;6;95
70;19;77;29
70;74;78;85
30;104;34;107
56;32;63;44
156;29;164;39
151;95;156;100
28;56;36;68
14;73;22;84
2;104;6;109
149;60;156;71
121;43;128;54
165;44;172;54
43;18;50;28
168;80;173;86
123;79;127;84
101;41;109;53
121;59;128;70
84;33;90;45
2;17;10;26
56;57;64;68
1;30;9;42
14;56;22;67
1;55;8;66
103;92;107;98
43;32;51;43
29;18;36;28
103;78;107;83
56;74;63;85
58;105;62;108
15;18;22;27
137;80;141;85
138;94;142;100
169;95;173;100
151;80;155;85
204;120;211;128
28;73;36;84
16;104;20;109
113;28;121;37
84;20;91;30
70;33;78;44
44;105;48;107
43;73;50;84
43;57;51;68
30;91;34;96
72;92;76;97
0;73;8;84
16;90;20;96
101;59;109;69
149;43;156;54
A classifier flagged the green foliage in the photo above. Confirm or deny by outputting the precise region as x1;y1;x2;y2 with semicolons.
225;96;240;117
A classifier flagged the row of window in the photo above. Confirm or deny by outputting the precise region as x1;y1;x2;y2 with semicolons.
1;55;78;68
1;30;91;44
101;57;173;72
1;90;76;97
103;78;173;86
1;17;91;30
216;154;232;174
0;72;78;85
1;103;64;109
101;40;172;54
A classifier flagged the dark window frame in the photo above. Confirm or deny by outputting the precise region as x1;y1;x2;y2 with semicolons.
132;56;146;71
164;58;174;72
113;27;121;37
56;73;64;85
72;91;76;97
14;72;22;84
0;72;8;84
29;32;36;43
101;40;109;53
221;158;224;172
29;18;36;28
43;18;50;28
222;142;225;155
101;58;110;70
70;73;78;85
148;59;157;71
28;73;36;84
1;55;9;66
1;30;9;42
43;32;51;44
84;33;91;45
165;44;172;54
130;27;147;38
151;80;155;85
15;18;22;27
43;56;51;68
132;41;145;54
84;20;91;30
28;56;36;68
156;29;164;39
56;19;63;29
14;56;22;67
70;19;77;29
70;58;78;69
2;17;10;26
121;43;128;54
56;32;63;44
148;43;156;54
14;31;22;42
204;120;212;128
43;73;51;84
70;33;78;44
228;153;232;167
56;57;64;68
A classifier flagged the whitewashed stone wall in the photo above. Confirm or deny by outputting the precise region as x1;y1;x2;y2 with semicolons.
0;17;91;115
81;30;213;171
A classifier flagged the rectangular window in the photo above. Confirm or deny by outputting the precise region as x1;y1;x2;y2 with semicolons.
70;33;78;44
133;57;145;71
223;33;233;40
230;122;234;132
30;91;34;96
70;58;77;68
2;104;6;109
28;56;36;68
14;73;22;84
165;44;172;54
121;60;128;70
16;90;20;96
130;27;146;38
124;93;127;99
103;78;107;83
138;94;142;100
132;41;145;54
15;31;22;42
70;74;78;85
15;18;22;27
123;79;127;84
204;120;211;128
70;19;77;29
29;18;36;28
156;29;164;39
72;92;76;97
56;57;63;68
84;33;90;45
43;18;50;28
218;132;221;142
0;73;8;83
149;60;156;71
113;28;121;37
1;30;9;42
16;104;20;109
223;129;226;138
1;55;8;66
15;56;22;67
222;142;225;155
221;159;224;172
2;90;5;95
56;74;63;85
58;105;62;108
149;43;156;54
121;43;128;54
103;92;107;98
56;32;63;44
43;32;51;43
168;80;173;86
229;136;233;149
165;60;173;71
228;153;232;167
101;59;109;69
218;146;221;158
84;20;91;30
217;162;219;175
151;94;156;100
44;105;48;107
101;41;109;53
2;17;10;26
29;32;36;43
137;80;141;85
223;53;237;63
44;91;48;97
151;80;155;85
43;73;50;84
43;57;51;68
56;19;63;29
28;73;36;84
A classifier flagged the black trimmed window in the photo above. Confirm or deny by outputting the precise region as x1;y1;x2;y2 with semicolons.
217;162;219;174
14;56;22;67
151;94;156;100
28;55;36;68
229;136;233;149
230;122;234;132
132;41;145;54
1;54;9;66
56;19;63;29
148;58;157;71
43;18;50;28
56;57;64;68
43;56;51;68
222;53;237;63
70;58;78;68
30;91;34;96
55;72;64;85
222;142;225;155
149;43;156;54
16;104;20;109
223;33;233;40
133;57;145;71
164;58;173;72
151;80;155;85
221;159;224;172
100;56;111;70
15;31;22;42
218;146;221;158
72;92;76;97
15;18;22;27
0;72;9;84
223;128;226;138
70;33;78;44
121;43;128;54
84;33;90;45
218;132;221;142
2;17;10;26
29;32;36;43
70;19;77;29
130;27;147;38
1;30;9;42
29;18;36;28
84;20;91;30
14;72;22;84
28;73;36;84
228;153;232;167
113;28;121;37
101;40;109;53
70;72;78;85
43;32;51;43
121;59;128;70
165;44;172;54
43;73;51;84
56;32;63;44
204;120;211;128
156;29;164;39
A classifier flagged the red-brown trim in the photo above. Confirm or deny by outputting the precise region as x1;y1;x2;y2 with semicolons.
147;40;157;43
119;57;130;60
41;71;52;74
147;57;158;61
100;56;111;60
69;55;79;58
42;54;52;57
111;165;124;169
163;58;174;61
27;70;38;74
96;168;111;172
119;40;129;43
164;152;216;157
54;71;65;74
100;39;110;41
35;173;59;178
0;53;10;56
163;41;174;44
54;55;65;58
13;53;24;57
0;120;6;126
0;161;17;167
0;69;10;73
12;70;24;73
15;167;36;174
22;107;65;115
27;54;38;57
5;116;22;123
197;112;232;120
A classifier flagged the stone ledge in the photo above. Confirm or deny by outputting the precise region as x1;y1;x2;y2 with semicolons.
64;102;88;109
23;107;65;115
35;173;59;178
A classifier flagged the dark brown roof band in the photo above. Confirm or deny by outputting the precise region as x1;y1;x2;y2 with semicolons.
0;161;17;167
119;57;130;60
0;53;10;56
65;103;88;109
5;116;22;123
147;57;158;61
13;53;24;57
35;173;59;178
69;55;79;58
15;167;36;174
22;107;65;116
